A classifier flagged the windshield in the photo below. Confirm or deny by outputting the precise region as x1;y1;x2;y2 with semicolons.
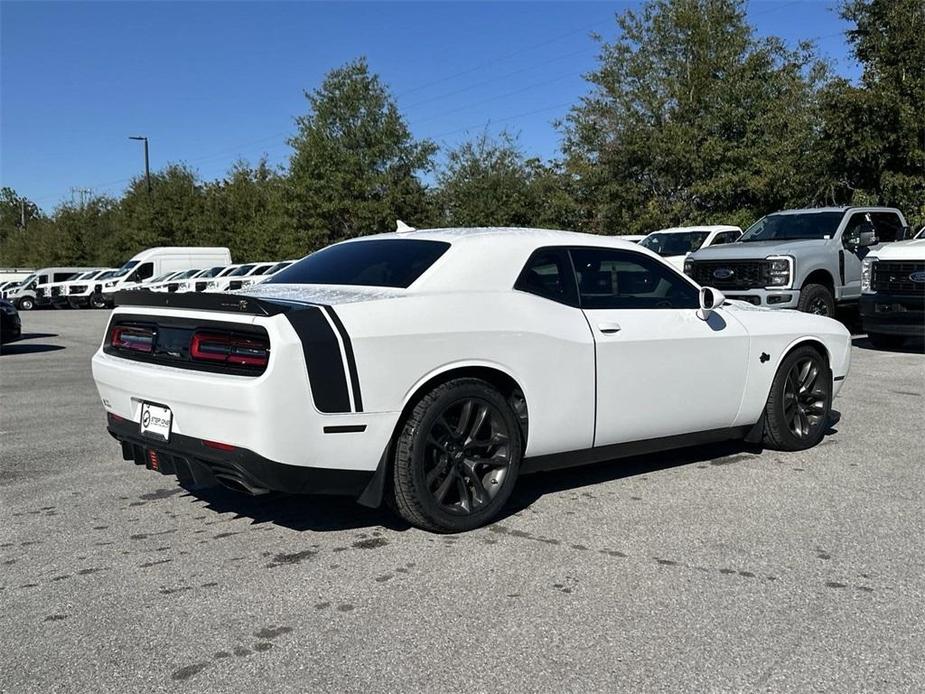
199;266;225;278
18;273;38;288
147;272;176;283
228;264;256;277
740;211;844;242
111;260;139;278
175;268;200;279
266;261;292;274
640;231;710;256
269;239;451;288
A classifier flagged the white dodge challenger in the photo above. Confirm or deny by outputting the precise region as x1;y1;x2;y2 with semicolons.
92;228;851;532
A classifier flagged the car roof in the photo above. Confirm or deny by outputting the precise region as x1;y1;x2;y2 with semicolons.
650;225;740;234
770;207;901;215
346;226;641;249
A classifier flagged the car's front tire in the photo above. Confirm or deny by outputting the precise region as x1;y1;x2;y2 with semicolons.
391;378;522;533
762;345;832;451
18;297;34;311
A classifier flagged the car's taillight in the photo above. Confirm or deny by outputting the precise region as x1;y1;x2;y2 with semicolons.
110;326;155;353
190;332;269;368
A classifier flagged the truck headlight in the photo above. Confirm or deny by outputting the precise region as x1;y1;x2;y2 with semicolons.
861;257;876;294
683;258;694;276
766;256;793;288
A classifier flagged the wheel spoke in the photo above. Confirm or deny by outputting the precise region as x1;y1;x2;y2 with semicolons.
463;405;489;447
427;435;449;453
454;400;474;438
455;475;471;512
460;462;488;507
433;469;456;502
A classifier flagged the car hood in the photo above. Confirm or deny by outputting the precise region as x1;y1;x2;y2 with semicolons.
866;238;925;261
239;283;405;306
691;239;828;261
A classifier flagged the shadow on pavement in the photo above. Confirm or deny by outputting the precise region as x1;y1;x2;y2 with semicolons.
178;434;812;533
1;342;66;355
851;336;925;354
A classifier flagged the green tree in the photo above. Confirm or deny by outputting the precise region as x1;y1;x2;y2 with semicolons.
819;0;925;227
436;131;536;227
114;164;208;264
287;58;436;249
563;0;828;234
0;187;42;251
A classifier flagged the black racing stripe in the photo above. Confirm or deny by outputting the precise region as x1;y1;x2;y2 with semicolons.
285;307;351;413
322;306;363;412
323;425;367;434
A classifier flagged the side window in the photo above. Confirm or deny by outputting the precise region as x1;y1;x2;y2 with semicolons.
871;213;903;243
713;231;740;245
133;262;154;281
54;272;76;282
842;212;871;246
569;248;699;310
514;248;577;306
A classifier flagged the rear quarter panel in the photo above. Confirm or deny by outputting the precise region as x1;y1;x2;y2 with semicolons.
335;291;597;458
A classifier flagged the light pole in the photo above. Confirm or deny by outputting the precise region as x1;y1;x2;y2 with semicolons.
129;136;151;194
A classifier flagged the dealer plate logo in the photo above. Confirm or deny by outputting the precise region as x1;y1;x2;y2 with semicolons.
910;271;925;283
713;268;734;280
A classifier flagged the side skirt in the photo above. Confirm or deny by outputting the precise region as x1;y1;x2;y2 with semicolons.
521;426;753;474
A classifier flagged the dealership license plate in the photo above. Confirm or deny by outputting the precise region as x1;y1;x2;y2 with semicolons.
140;402;172;442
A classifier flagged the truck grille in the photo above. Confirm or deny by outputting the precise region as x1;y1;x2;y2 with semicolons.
195;281;208;292
687;260;769;289
872;261;925;295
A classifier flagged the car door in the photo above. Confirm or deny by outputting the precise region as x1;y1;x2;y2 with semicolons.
570;247;751;447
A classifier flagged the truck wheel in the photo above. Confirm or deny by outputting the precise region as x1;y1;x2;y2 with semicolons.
18;297;34;311
90;294;107;309
797;284;835;317
391;378;522;533
867;332;904;349
762;345;832;451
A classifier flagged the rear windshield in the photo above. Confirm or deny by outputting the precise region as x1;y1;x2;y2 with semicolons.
268;239;450;288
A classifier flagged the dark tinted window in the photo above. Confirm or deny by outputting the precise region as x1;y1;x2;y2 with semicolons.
713;231;740;245
134;262;154;281
514;248;577;306
269;239;450;288
871;212;904;242
570;248;699;310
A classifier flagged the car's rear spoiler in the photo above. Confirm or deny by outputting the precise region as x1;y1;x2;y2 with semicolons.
113;290;296;316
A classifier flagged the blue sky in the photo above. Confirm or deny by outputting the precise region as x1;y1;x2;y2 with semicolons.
1;1;857;211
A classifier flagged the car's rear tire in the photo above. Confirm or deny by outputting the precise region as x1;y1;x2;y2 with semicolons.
391;378;522;533
762;345;832;451
797;284;835;317
866;332;905;349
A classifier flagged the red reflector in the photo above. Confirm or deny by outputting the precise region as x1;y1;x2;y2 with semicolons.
147;449;160;471
108;413;125;423
203;440;237;452
190;332;269;368
110;326;154;353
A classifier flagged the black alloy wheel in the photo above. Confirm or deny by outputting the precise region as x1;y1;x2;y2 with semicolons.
762;345;832;451
782;356;828;440
391;378;523;532
423;397;513;515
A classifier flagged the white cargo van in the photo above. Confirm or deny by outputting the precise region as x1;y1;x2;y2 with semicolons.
99;247;231;306
7;267;101;310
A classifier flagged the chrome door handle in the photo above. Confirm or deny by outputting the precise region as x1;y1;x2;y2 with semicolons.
597;322;621;334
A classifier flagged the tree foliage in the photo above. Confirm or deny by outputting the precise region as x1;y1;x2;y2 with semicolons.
563;0;829;234
1;2;920;269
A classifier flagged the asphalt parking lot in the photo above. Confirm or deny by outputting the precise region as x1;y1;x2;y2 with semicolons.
2;310;924;693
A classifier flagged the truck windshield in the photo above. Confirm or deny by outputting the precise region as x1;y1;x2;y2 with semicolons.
740;212;844;242
111;260;139;278
640;232;710;256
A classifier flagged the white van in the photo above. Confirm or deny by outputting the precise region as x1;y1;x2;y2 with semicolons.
7;267;101;311
99;247;231;306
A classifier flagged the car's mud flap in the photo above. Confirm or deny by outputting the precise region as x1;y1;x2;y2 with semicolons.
356;446;390;508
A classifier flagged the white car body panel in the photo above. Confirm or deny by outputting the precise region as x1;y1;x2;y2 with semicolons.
642;225;742;270
92;227;850;492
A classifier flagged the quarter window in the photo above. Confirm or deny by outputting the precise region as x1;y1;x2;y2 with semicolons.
514;248;577;306
569;248;699;310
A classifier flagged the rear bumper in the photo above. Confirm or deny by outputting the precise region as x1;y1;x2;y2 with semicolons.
107;415;372;496
860;294;925;337
1;313;22;343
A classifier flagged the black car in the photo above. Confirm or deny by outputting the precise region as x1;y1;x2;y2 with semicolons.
0;299;22;345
